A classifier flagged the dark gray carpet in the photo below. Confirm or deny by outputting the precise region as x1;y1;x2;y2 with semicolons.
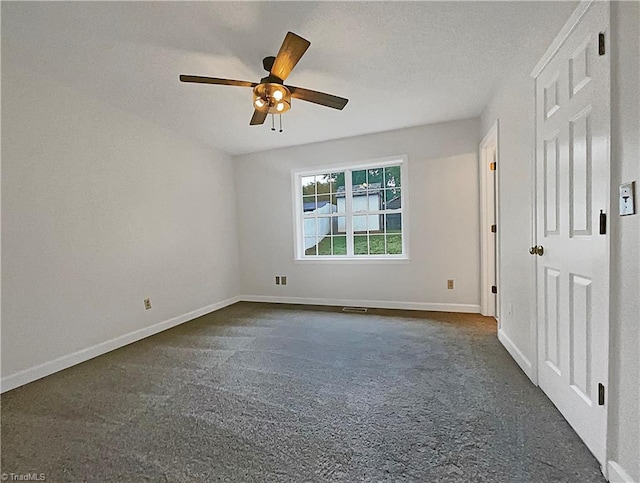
1;302;604;482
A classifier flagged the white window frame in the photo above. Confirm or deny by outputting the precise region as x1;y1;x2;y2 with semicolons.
292;155;409;262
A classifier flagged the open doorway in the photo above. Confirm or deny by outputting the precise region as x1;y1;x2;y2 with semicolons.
479;121;499;319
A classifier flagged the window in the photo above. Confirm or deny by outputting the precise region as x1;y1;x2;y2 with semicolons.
293;157;407;260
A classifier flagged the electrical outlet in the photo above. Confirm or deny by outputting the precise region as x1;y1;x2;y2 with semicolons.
281;276;287;285
275;276;280;285
447;279;454;290
144;298;152;310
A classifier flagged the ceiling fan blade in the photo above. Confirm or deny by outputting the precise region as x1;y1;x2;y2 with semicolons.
286;86;349;110
250;109;268;126
180;75;256;88
270;32;311;81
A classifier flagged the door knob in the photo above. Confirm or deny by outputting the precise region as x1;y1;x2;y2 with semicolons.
529;245;544;256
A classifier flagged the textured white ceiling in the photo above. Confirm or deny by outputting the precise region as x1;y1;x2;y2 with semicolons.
2;1;577;155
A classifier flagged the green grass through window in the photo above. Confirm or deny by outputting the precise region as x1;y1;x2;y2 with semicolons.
306;231;402;256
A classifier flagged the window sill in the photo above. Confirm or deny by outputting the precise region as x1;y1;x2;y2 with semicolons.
294;257;410;264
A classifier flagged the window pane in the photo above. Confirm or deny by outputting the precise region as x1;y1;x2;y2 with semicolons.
386;233;402;254
316;173;332;198
368;192;382;211
336;216;346;234
352;169;367;186
302;176;316;195
315;235;332;255
304;217;321;237
303;195;317;213
329;217;337;235
353;214;367;232
330;172;344;193
369;234;385;254
317;216;332;240
384;165;401;188
384;189;401;209
333;172;346;211
305;237;318;255
385;213;402;232
333;235;346;255
367;168;383;186
353;191;368;212
354;235;368;255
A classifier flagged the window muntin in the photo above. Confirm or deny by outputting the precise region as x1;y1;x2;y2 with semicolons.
294;158;407;259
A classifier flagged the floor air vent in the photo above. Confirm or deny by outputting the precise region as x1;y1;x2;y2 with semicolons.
342;306;368;313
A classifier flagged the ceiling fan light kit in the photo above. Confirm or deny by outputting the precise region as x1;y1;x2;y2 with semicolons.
253;83;291;114
180;32;348;131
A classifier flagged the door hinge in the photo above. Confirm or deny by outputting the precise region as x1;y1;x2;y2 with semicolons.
599;210;607;235
599;32;606;56
491;224;497;233
490;162;496;171
598;383;605;405
491;285;498;294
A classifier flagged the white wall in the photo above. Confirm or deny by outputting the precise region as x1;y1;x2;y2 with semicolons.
608;2;640;481
482;2;640;480
480;73;537;378
234;119;481;311
1;65;240;387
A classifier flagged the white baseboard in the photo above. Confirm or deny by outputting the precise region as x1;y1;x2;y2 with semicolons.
607;461;637;483
0;296;241;393
498;328;535;382
240;295;480;314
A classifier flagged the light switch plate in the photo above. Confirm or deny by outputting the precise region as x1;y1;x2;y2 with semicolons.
619;182;636;216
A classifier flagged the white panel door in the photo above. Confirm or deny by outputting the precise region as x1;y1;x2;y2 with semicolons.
534;1;610;465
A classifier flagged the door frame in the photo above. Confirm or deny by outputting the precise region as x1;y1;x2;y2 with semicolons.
479;120;499;319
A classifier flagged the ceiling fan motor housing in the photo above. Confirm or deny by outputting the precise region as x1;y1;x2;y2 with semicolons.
253;83;291;114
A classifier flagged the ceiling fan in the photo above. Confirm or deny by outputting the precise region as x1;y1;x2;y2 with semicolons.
180;32;348;130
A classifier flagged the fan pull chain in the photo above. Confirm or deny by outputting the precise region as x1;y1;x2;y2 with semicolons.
279;115;283;133
271;114;275;131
